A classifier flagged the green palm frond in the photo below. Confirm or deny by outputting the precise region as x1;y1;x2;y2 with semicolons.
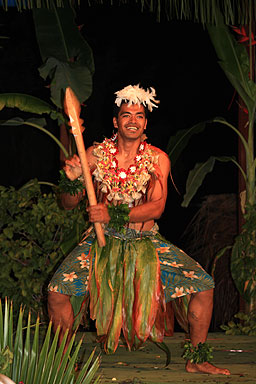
0;298;100;384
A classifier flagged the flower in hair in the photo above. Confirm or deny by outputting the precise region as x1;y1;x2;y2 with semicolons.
115;84;160;112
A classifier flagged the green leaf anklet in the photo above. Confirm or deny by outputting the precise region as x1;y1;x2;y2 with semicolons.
107;204;130;233
182;341;213;364
58;170;84;196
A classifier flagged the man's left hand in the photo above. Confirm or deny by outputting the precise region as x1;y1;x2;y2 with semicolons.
87;203;110;223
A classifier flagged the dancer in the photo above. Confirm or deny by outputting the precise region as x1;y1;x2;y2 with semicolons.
48;84;230;375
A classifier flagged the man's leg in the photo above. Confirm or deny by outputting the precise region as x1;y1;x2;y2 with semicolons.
186;289;230;375
48;291;74;350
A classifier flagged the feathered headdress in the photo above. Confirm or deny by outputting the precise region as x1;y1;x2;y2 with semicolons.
114;84;160;112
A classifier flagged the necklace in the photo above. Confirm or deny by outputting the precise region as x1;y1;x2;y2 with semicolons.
92;134;158;204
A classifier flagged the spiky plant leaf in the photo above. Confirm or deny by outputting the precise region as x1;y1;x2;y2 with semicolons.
32;322;52;384
3;298;9;350
47;328;69;384
12;306;24;383
0;299;3;350
0;299;100;384
25;316;40;384
19;311;31;382
75;348;99;384
38;322;60;384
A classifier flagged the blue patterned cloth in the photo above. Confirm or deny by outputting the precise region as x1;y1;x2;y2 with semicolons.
48;226;214;302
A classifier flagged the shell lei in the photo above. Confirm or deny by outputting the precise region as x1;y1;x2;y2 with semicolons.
92;137;159;204
89;235;166;354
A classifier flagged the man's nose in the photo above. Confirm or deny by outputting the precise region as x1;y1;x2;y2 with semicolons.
129;114;136;122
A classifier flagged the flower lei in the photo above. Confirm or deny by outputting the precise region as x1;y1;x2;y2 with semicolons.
92;135;158;204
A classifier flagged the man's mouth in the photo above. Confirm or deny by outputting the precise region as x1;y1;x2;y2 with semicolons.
126;126;139;131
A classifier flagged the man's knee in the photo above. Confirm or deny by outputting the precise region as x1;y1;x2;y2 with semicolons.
48;291;70;309
194;288;214;303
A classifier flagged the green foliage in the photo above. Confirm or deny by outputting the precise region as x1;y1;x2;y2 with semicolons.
0;117;69;158
231;204;256;303
58;170;85;195
0;180;88;316
166;121;206;167
107;204;130;233
182;341;213;364
0;298;100;383
221;311;256;336
33;0;94;108
0;93;59;119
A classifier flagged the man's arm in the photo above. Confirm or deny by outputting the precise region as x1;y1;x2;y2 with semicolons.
129;150;170;222
60;147;96;210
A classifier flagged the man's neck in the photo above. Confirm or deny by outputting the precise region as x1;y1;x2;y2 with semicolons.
117;136;141;159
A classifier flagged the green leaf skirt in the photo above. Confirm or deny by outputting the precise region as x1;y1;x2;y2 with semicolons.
49;226;214;353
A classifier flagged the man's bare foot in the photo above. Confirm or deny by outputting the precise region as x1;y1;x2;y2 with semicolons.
186;360;230;375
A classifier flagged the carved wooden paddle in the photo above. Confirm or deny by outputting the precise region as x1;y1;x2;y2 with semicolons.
64;87;106;247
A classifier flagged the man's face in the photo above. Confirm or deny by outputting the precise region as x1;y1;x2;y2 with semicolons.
113;103;147;141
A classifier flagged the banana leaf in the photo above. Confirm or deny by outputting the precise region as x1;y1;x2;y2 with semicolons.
33;0;94;108
182;155;236;207
0;93;58;118
207;9;256;116
167;122;206;166
0;117;69;158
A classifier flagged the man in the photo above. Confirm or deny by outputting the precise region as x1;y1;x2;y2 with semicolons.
48;85;230;375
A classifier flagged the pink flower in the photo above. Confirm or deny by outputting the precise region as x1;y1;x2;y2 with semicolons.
186;286;197;294
182;271;199;279
170;261;184;268
63;272;78;282
77;253;87;261
49;285;58;292
171;287;185;298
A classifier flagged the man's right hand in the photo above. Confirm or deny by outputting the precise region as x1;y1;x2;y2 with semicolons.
63;154;82;181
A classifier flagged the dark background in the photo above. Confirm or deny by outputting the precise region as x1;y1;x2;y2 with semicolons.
0;3;238;244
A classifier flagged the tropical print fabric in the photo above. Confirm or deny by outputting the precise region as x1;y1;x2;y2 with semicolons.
49;226;214;302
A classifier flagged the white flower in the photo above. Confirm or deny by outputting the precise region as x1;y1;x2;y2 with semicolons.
119;171;127;179
129;166;136;173
110;147;117;154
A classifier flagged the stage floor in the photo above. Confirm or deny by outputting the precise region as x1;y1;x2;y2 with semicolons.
77;331;256;384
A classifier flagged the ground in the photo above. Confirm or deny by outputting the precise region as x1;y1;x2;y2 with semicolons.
77;331;256;384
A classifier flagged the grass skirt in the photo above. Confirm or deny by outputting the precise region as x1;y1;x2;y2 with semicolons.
49;226;214;353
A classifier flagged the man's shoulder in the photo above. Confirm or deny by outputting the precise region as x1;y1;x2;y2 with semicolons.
150;145;170;163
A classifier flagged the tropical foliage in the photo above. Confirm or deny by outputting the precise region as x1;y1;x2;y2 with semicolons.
0;298;100;383
0;181;88;317
167;9;256;305
221;311;256;336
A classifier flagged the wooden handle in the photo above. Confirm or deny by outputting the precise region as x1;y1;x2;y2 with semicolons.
74;134;106;247
64;87;106;247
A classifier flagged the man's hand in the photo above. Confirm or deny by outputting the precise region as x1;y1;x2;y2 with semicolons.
87;203;110;224
63;154;82;181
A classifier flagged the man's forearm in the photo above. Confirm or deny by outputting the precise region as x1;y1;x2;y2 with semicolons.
129;199;165;223
60;192;83;210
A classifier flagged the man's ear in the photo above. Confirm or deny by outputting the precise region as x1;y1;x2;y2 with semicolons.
113;117;118;129
144;118;148;130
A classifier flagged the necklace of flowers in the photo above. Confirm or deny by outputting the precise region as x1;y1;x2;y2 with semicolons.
93;134;157;203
